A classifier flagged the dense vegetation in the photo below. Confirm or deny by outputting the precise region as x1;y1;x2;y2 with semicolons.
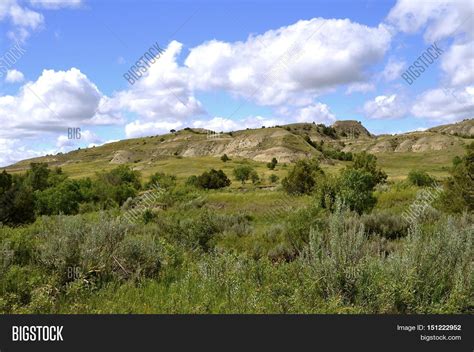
0;145;472;314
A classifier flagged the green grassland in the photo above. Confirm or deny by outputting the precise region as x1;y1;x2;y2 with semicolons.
0;124;472;314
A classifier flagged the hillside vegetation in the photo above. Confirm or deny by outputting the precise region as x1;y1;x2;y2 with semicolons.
0;136;472;314
4;119;472;181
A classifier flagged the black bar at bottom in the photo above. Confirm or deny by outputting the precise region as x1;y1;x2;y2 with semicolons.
0;314;472;352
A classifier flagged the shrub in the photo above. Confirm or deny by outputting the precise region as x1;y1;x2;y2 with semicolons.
250;171;260;184
0;183;35;225
314;174;339;211
303;207;369;303
25;163;50;191
352;152;387;185
35;180;83;216
319;125;337;138
284;204;324;254
180;210;220;251
114;234;163;278
93;166;142;206
361;211;408;239
221;154;230;162
145;172;176;190
267;158;278;170
195;169;231;189
338;168;377;214
407;170;434;187
185;175;199;187
440;142;474;213
282;159;323;195
233;165;254;184
269;174;279;183
0;265;46;309
0;170;12;193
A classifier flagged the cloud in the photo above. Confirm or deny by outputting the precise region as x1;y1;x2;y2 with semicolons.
0;0;83;42
387;0;474;87
0;0;44;41
185;18;392;107
411;86;474;122
387;0;472;42
381;58;406;82
192;115;287;132
112;41;205;122
55;129;102;153
363;94;407;119
294;102;336;124
0;68;122;139
0;138;46;167
346;82;375;94
5;69;24;83
112;18;390;137
29;0;82;9
125;120;184;138
441;41;474;87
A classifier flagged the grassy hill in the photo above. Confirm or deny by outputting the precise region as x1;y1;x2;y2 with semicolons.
4;119;472;181
1;119;472;314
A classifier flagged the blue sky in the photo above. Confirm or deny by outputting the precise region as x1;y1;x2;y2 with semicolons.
0;0;472;166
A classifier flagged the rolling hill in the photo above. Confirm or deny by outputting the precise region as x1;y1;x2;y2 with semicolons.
4;118;473;180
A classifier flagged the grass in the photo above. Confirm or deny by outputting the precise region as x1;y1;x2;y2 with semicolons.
375;149;463;180
2;208;470;314
7;150;456;185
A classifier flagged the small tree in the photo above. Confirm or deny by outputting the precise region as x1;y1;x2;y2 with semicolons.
221;154;230;162
35;180;82;215
233;165;254;184
352;152;387;184
315;174;339;211
250;170;260;184
146;172;176;190
269;174;279;183
338;168;377;214
282;159;323;195
440;142;473;213
196;169;231;189
267;157;278;170
407;170;433;187
0;170;12;194
25;163;50;191
185;175;199;187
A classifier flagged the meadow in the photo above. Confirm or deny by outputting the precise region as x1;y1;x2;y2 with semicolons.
0;144;472;314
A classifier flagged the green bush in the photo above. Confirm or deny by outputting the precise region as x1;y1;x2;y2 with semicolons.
269;174;279;183
352;152;387;185
440;142;473;213
35;180;83;215
314;174;339;211
25;163;50;191
407;170;434;186
338;168;377;214
361;211;408;239
233;165;255;184
267;158;278;170
193;169;231;189
282;159;323;195
303;208;369;304
250;170;260;184
145;172;176;190
93;166;142;206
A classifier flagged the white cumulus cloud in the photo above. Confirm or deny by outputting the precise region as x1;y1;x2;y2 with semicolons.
411;86;474;122
5;69;24;83
185;18;392;107
363;94;407;119
0;68;122;139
